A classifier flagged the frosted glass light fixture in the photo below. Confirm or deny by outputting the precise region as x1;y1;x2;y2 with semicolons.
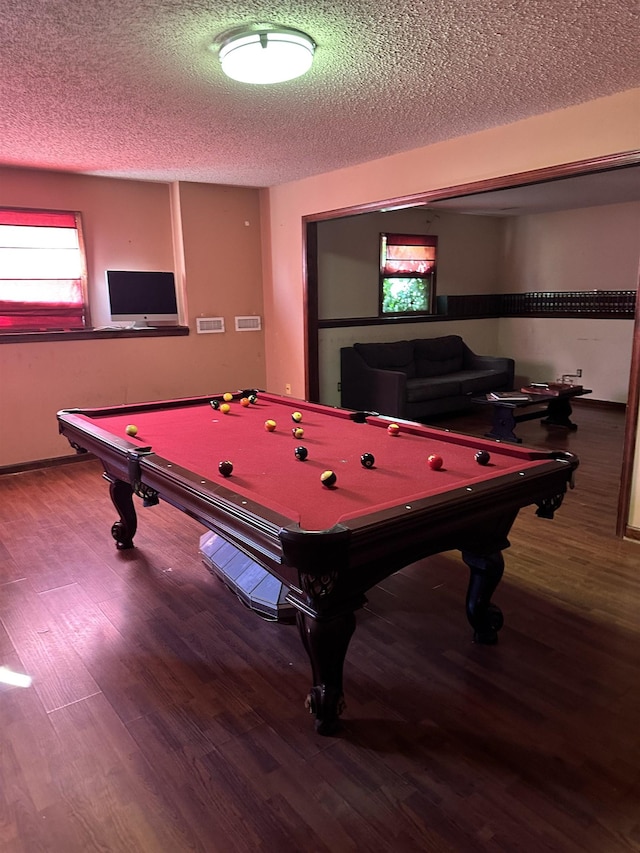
218;26;315;84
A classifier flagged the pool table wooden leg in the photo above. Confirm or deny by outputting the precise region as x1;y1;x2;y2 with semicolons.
296;610;357;736
106;476;137;549
461;550;505;644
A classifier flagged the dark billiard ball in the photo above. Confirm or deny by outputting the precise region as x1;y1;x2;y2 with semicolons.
294;445;308;461
209;399;220;410
428;454;443;470
475;450;491;466
361;453;375;468
218;460;233;477
249;394;258;404
321;470;337;488
292;411;303;423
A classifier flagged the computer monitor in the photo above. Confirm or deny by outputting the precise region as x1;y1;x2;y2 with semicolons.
106;270;179;327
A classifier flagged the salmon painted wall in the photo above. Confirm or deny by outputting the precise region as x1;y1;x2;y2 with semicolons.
261;88;640;524
0;169;265;466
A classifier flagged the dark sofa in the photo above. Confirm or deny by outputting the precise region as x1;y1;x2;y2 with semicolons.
340;335;514;420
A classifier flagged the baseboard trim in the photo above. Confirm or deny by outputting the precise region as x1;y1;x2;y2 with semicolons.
0;453;96;476
624;526;640;543
572;397;626;412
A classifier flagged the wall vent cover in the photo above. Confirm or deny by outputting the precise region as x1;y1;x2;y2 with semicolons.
235;315;262;332
196;317;225;334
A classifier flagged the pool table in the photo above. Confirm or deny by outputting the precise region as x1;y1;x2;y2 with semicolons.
57;391;579;735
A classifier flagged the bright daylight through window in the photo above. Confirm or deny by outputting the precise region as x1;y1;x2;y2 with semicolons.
0;208;88;332
380;232;437;315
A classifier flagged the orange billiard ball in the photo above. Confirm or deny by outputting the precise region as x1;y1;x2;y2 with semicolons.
220;403;231;414
428;454;443;470
387;423;400;436
240;397;251;407
265;419;277;432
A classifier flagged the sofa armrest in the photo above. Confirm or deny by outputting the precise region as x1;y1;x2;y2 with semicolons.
340;348;407;417
462;345;515;388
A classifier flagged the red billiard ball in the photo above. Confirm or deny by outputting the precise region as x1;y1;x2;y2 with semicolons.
218;460;233;477
321;470;337;488
264;419;276;431
475;450;491;466
387;423;400;436
428;454;443;470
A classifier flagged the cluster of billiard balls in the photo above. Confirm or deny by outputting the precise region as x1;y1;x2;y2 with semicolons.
210;392;258;415
126;393;492;489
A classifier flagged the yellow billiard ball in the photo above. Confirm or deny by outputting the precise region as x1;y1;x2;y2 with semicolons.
387;423;400;436
265;419;277;432
223;392;233;402
292;427;304;439
125;424;138;436
220;403;231;414
292;411;303;423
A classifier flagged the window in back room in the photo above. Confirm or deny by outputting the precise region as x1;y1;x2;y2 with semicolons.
379;232;437;316
0;207;89;332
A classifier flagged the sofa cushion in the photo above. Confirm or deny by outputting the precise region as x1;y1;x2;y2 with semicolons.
354;341;416;378
457;369;511;394
406;376;462;403
411;336;464;378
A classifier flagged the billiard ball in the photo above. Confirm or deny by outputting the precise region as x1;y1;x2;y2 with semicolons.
475;450;491;466
125;424;138;436
249;394;258;404
265;419;276;431
321;470;337;487
218;460;233;477
427;454;443;470
223;392;233;402
220;403;231;414
292;412;303;423
387;423;400;436
361;453;375;468
294;446;308;461
209;400;220;410
240;397;251;407
292;427;304;439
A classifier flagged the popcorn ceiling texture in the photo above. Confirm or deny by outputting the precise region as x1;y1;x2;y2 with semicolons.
0;0;638;187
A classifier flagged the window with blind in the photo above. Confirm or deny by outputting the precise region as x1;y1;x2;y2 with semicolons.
0;207;89;332
379;232;437;315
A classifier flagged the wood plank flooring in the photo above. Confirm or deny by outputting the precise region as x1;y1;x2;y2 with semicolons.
1;402;639;852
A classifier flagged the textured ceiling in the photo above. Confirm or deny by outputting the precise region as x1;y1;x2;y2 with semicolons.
1;1;639;187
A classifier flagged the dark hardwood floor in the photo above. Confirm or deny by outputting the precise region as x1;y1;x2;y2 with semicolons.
1;402;639;852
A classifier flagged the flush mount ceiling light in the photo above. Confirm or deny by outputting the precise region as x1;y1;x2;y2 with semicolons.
217;25;316;84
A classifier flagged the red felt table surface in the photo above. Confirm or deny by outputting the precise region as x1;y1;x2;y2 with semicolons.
81;394;548;531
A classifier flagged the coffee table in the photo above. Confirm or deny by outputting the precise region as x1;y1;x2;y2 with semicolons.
473;387;592;443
